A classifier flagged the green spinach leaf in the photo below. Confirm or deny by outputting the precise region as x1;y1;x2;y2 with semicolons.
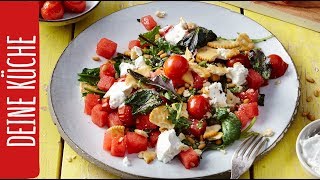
125;89;163;115
240;117;259;139
221;112;242;145
138;26;160;45
248;49;271;80
216;107;229;121
258;93;265;106
78;67;100;86
166;103;191;134
113;53;133;78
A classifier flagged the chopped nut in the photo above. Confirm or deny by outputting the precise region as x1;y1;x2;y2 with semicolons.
157;50;164;56
138;151;157;164
185;83;190;88
134;129;148;138
198;142;206;150
243;98;250;104
177;87;185;95
92;56;100;61
302;112;310;117
226;78;232;83
144;54;152;59
314;90;320;97
227;83;236;88
307;96;313;102
215;139;222;145
262;128;274;137
307;114;316;121
160;53;168;59
155;10;166;18
186;136;195;144
210;74;220;82
306;76;315;83
155;34;161;41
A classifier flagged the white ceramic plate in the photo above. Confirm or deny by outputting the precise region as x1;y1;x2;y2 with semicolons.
39;1;100;26
49;1;300;178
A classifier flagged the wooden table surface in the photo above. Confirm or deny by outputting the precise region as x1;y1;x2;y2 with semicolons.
38;1;320;179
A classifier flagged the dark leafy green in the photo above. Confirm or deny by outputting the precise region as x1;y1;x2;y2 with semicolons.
240;117;259;139
248;49;271;80
145;56;166;70
178;26;217;52
258;93;265;106
82;87;106;97
221;113;242;145
125;89;163;115
166;103;191;134
228;86;244;94
78;68;100;86
216;107;229;121
113;53;133;78
138;26;160;45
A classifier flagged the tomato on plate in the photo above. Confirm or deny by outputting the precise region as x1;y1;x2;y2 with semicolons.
178;148;200;169
126;132;148;154
226;54;251;68
140;15;157;31
192;71;205;89
84;93;100;115
100;62;116;78
268;54;288;79
118;105;134;127
238;89;259;103
189;119;207;138
187;95;210;119
96;38;117;59
63;1;86;13
164;55;189;80
128;40;141;50
246;69;265;90
135;114;158;130
97;76;115;91
91;104;108;127
235;102;259;128
41;1;64;20
148;130;161;148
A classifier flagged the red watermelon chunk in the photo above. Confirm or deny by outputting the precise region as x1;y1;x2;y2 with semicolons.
178;148;200;169
100;62;116;78
91;104;108;127
136;114;158;130
97;75;115;91
84;94;100;115
236;102;259;128
126;132;148;154
96;38;117;59
148;130;161;148
107;112;124;127
111;137;126;157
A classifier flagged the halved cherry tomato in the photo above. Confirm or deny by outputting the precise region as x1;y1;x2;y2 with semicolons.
187;95;210;119
41;1;64;20
189;119;207;138
268;54;288;79
164;55;189;80
192;71;205;89
140;15;157;31
226;54;251;68
128;40;141;50
63;1;86;13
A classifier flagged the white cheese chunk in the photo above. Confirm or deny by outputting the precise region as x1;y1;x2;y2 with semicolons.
217;48;229;60
134;56;146;69
206;82;227;107
164;18;188;45
130;46;143;59
226;62;248;86
155;129;188;163
103;82;132;109
119;62;135;77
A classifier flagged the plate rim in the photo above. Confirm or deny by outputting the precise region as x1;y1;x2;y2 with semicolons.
39;1;101;23
48;1;301;178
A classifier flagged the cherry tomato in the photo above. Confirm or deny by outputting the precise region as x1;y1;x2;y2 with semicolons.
140;15;157;31
187;95;210;119
268;54;288;79
128;40;141;50
171;77;185;88
226;54;251;68
63;1;86;13
192;71;205;89
164;55;189;80
189;119;207;138
41;1;64;20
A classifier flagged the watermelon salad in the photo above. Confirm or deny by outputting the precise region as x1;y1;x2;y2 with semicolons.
77;14;288;169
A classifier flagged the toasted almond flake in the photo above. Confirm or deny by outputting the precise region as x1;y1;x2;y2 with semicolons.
92;56;100;61
208;132;223;141
155;10;166;18
203;125;221;139
306;76;315;83
134;129;148;138
275;80;281;85
262;128;274;137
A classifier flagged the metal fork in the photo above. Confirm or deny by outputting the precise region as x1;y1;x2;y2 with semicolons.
230;134;268;179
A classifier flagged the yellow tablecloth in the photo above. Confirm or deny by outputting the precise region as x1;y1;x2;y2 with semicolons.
39;1;320;178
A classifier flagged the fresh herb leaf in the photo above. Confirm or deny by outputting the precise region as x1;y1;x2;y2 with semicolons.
228;86;243;93
156;38;184;55
216;107;229;121
221;112;242;145
146;56;165;70
248;49;271;80
198;60;208;67
166;103;191;134
240;117;259;139
178;26;217;53
125;89;163;115
258;94;265;106
251;34;274;43
83;87;106;96
138;25;160;46
78;67;100;86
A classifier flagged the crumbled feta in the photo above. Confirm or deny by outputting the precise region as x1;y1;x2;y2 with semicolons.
155;10;166;18
122;156;131;167
164;18;188;45
156;129;188;163
226;62;248;86
206;82;227;107
134;56;146;69
178;133;186;141
262;128;275;137
119;62;135;77
217;48;229;60
183;89;191;97
130;46;142;59
104;82;132;109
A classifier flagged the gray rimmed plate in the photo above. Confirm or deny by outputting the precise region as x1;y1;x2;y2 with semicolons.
40;1;100;26
48;1;300;179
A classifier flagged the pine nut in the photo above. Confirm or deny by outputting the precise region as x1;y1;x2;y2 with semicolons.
243;99;250;104
314;90;320;97
186;136;195;144
198;142;206;150
211;74;220;82
144;54;152;59
227;83;236;88
92;56;100;61
160;53;168;59
215;139;222;145
226;78;232;83
306;76;315;83
157;50;164;56
307;114;315;121
177;87;185;95
302;112;309;117
307;96;313;102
